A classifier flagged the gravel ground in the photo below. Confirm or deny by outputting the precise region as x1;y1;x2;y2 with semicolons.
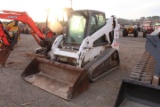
0;31;146;107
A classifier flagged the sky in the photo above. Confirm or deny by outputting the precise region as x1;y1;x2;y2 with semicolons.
0;0;160;22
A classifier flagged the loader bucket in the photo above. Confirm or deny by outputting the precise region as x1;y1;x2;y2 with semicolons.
114;79;160;107
0;45;11;66
21;57;89;100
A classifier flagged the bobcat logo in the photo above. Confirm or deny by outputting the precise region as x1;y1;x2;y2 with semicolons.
8;16;17;19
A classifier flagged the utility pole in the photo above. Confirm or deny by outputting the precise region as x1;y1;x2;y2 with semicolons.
70;0;72;8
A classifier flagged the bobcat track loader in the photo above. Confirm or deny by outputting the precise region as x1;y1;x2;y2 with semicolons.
22;10;120;100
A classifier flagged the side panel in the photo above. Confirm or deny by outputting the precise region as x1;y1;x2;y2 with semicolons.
82;45;106;64
111;22;120;51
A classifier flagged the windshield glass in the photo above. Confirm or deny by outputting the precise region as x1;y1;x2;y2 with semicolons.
155;22;160;26
65;13;86;44
124;25;130;28
143;22;150;26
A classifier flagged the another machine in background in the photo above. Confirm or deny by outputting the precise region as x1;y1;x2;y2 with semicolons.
114;28;160;107
122;23;139;37
0;8;73;66
142;20;154;37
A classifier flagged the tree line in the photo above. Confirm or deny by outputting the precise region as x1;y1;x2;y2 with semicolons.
118;16;160;25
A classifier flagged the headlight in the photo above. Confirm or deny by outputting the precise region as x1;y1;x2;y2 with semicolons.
57;56;77;66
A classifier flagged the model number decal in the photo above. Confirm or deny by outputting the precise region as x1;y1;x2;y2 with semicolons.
8;16;17;18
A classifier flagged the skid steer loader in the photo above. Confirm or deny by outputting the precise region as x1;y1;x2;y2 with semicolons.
22;10;120;100
115;29;160;107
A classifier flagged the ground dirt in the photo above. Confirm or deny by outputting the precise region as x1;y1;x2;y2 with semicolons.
0;31;146;107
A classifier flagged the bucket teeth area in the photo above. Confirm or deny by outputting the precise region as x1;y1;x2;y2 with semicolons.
0;45;11;66
22;58;89;100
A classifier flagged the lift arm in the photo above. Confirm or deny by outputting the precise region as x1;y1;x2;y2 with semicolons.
0;10;46;46
0;22;10;46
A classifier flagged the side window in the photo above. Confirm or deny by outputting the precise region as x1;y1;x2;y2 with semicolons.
96;14;105;28
90;16;97;34
90;13;106;35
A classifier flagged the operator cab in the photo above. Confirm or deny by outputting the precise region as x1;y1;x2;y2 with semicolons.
63;10;107;49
